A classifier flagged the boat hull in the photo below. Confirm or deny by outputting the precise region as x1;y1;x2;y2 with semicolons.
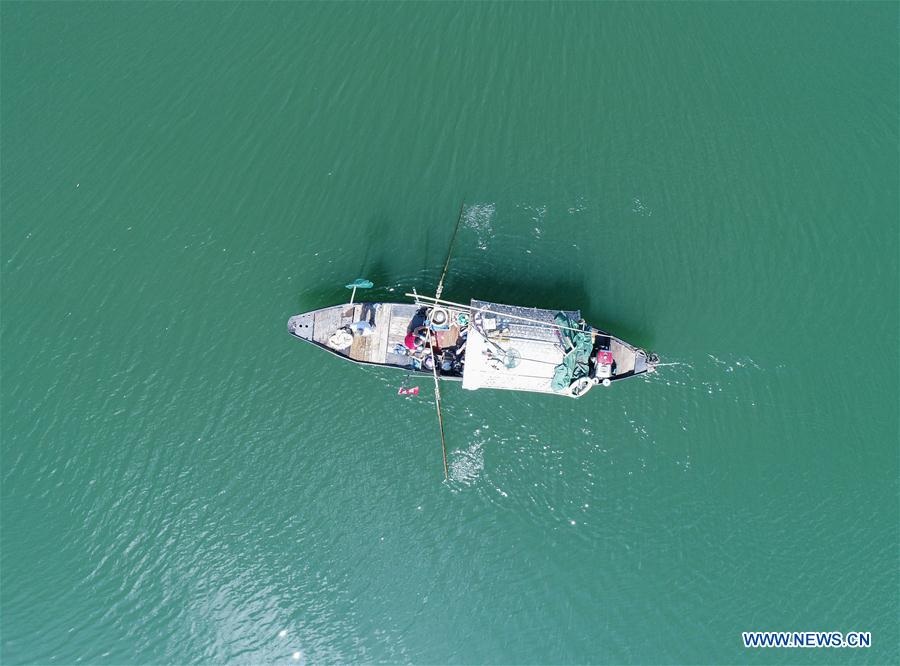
287;300;655;396
287;302;464;379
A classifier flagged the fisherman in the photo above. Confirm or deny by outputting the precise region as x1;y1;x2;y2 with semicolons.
404;326;431;353
347;320;374;337
360;302;380;325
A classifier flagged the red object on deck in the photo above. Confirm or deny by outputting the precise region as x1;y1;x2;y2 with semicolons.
597;350;614;365
404;333;417;350
397;386;420;396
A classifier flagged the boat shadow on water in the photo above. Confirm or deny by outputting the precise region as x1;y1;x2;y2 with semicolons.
295;269;654;350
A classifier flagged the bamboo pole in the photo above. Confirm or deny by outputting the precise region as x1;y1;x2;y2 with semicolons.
425;328;449;480
435;202;466;301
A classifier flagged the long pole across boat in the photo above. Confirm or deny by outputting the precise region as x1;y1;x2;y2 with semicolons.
435;202;467;301
404;292;594;335
425;327;450;480
419;202;466;481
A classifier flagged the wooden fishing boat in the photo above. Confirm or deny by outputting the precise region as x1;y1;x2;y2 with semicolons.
287;205;658;478
287;296;658;397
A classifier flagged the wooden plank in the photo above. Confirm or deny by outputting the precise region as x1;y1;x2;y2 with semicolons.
371;303;392;363
435;324;459;349
342;304;362;326
345;303;392;363
312;307;342;344
386;304;422;349
611;339;635;375
349;329;367;360
388;315;409;343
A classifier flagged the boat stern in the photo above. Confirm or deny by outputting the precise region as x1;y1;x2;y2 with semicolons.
631;348;649;374
634;349;660;374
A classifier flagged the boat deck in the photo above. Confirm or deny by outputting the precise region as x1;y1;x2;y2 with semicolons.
462;301;580;395
292;302;414;367
288;298;651;392
289;302;468;375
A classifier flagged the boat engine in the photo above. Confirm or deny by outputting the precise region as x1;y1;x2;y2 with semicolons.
594;349;614;379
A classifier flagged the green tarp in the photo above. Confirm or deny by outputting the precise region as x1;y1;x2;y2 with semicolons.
550;312;593;392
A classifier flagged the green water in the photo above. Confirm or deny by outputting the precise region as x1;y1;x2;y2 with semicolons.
2;3;898;664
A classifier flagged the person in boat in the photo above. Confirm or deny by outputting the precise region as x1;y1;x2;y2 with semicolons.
360;302;379;325
405;325;431;352
347;320;375;337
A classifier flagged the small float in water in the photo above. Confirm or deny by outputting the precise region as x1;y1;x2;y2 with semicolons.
287;206;658;477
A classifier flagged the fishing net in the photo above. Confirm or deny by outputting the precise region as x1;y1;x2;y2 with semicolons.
551;313;593;391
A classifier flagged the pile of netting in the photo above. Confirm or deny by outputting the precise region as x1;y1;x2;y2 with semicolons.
551;312;593;392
